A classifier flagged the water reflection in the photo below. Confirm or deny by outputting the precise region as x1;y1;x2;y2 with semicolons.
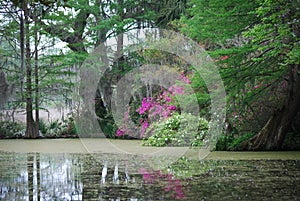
0;152;299;200
0;153;83;201
0;152;186;200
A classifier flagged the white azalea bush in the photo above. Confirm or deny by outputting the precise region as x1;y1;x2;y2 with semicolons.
142;113;209;147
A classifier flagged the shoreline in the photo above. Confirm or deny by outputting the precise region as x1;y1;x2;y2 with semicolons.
0;138;299;160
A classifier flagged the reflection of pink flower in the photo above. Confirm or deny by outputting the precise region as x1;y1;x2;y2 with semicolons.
139;168;155;184
139;168;185;200
174;179;185;199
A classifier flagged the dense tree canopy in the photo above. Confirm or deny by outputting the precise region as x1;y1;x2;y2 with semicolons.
181;0;300;150
0;0;299;150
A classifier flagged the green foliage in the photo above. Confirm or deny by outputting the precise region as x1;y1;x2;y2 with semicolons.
215;133;233;151
166;157;211;178
227;0;299;138
98;119;117;138
39;120;48;135
180;0;258;48
0;121;25;138
180;0;300;151
143;113;209;147
61;117;77;136
283;132;300;150
230;132;254;149
44;117;78;137
0;117;78;138
216;132;255;150
243;0;300;67
190;71;211;117
155;0;188;27
45;120;63;137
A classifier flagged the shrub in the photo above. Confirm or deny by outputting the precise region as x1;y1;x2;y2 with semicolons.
142;113;209;147
215;133;234;151
45;120;63;137
0;121;25;138
229;132;255;149
215;132;255;150
61;117;78;136
44;117;78;137
39;120;48;135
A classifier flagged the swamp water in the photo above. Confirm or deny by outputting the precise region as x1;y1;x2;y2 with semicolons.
0;151;299;201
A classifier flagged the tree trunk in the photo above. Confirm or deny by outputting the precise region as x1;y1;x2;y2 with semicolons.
20;8;25;101
0;70;9;109
34;10;39;135
24;0;37;138
238;64;300;150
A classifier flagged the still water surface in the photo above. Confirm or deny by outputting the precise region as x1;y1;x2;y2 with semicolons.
0;152;299;200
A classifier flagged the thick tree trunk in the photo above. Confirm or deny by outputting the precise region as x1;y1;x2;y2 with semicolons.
238;64;300;150
34;12;39;135
24;1;37;138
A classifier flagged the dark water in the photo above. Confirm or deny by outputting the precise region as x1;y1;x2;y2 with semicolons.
0;152;299;201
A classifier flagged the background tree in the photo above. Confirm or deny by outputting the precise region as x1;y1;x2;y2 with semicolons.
23;0;38;138
179;0;259;137
0;0;79;137
237;0;300;150
180;0;300;150
180;0;258;49
1;0;190;137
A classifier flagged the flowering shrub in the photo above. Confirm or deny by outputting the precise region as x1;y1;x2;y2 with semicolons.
115;73;192;139
142;113;209;147
115;72;209;147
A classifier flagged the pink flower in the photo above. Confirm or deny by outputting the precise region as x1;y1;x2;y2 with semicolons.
116;128;125;137
149;106;160;118
179;73;191;84
220;55;229;60
124;111;129;121
140;121;149;138
163;111;169;118
168;105;177;111
138;98;154;114
165;95;171;102
169;86;184;95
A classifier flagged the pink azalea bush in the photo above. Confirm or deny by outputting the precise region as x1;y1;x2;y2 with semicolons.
115;73;191;139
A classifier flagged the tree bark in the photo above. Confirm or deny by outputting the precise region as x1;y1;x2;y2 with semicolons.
19;8;25;101
238;64;300;150
24;0;37;138
34;11;39;135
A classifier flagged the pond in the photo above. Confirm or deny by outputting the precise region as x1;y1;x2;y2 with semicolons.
0;151;299;201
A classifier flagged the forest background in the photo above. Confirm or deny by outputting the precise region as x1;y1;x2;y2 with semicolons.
0;0;299;151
